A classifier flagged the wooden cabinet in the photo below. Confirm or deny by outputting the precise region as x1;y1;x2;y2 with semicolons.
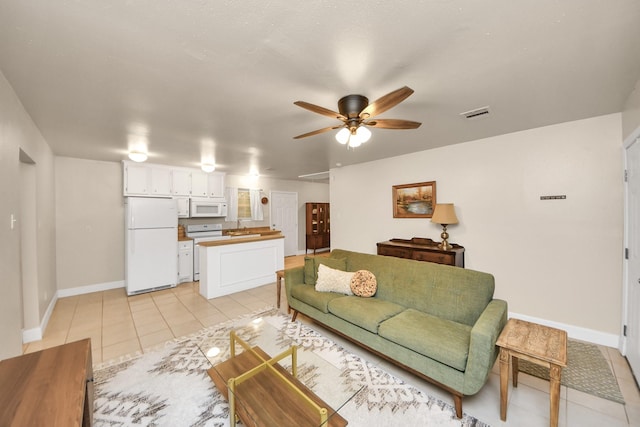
305;202;330;254
377;237;464;267
0;338;93;426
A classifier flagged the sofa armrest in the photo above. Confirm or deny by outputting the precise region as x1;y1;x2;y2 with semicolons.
284;266;305;302
463;299;508;395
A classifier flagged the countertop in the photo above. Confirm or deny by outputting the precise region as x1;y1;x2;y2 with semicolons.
178;236;193;241
198;233;284;247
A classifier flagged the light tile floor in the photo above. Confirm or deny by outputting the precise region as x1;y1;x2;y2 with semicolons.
24;270;640;426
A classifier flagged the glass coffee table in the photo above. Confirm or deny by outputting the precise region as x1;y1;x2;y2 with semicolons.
196;310;363;426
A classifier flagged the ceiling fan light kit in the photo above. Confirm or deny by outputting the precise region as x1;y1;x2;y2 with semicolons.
294;86;422;148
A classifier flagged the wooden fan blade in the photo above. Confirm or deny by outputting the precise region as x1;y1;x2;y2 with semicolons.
359;86;414;119
365;119;422;129
293;125;344;139
294;101;347;121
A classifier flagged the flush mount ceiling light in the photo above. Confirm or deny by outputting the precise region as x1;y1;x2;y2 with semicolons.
293;86;421;149
201;163;215;173
128;151;148;162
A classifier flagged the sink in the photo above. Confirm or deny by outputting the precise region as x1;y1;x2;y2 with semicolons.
227;231;256;236
229;233;261;239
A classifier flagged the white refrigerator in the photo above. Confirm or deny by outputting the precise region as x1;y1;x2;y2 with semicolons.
125;197;178;295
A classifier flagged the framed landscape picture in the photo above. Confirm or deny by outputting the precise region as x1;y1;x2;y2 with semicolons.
392;181;437;218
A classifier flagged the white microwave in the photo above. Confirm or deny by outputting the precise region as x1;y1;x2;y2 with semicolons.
189;198;228;218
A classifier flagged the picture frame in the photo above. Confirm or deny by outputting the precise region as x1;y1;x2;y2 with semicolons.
392;181;437;218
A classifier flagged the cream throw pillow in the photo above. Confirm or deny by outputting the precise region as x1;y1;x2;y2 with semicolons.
315;264;355;295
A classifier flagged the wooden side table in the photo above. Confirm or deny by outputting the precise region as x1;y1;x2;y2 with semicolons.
496;318;567;427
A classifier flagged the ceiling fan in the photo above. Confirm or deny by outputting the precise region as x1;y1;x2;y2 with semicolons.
293;86;421;148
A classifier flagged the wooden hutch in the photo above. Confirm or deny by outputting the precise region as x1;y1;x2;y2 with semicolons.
305;202;330;254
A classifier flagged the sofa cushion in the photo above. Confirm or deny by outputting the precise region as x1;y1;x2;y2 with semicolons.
292;283;345;313
330;249;495;327
378;309;472;371
304;256;346;285
350;270;377;297
328;297;405;334
315;264;354;295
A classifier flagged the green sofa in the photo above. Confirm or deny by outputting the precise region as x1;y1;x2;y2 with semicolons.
285;249;508;418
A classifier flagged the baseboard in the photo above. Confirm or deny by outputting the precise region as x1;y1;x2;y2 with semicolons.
57;280;125;298
509;311;620;348
22;292;58;344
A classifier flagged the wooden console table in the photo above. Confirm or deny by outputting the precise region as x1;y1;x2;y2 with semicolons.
377;237;465;267
0;338;94;426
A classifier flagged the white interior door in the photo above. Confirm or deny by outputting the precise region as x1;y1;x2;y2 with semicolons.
270;191;298;256
626;137;640;377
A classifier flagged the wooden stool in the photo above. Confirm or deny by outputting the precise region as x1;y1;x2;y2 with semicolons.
497;318;567;427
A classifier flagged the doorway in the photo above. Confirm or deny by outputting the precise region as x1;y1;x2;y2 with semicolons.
625;135;640;379
270;191;298;256
19;148;39;339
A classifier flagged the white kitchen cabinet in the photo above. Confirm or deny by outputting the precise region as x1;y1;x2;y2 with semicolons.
191;171;209;197
176;197;190;218
208;172;225;198
177;240;193;283
150;166;171;196
171;170;191;196
123;163;150;195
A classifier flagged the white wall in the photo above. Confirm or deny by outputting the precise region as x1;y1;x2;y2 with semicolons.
331;114;623;339
0;71;57;358
55;157;124;291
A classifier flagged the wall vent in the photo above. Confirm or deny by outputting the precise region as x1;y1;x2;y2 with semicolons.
460;106;490;120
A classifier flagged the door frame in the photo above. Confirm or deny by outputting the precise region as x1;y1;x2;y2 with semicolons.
622;126;640;361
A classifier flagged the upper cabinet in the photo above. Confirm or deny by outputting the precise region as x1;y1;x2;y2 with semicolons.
208;172;225;198
124;163;171;196
150;167;171;196
190;171;209;198
123;161;225;199
171;170;191;196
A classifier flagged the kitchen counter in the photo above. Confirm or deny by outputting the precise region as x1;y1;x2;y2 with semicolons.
198;233;283;247
178;236;193;241
198;232;284;299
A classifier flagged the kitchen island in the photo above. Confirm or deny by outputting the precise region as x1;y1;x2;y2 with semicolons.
198;232;284;299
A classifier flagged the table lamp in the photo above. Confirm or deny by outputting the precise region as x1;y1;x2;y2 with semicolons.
431;203;459;251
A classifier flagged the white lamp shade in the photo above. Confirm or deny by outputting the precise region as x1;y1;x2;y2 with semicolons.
128;151;148;162
335;128;350;144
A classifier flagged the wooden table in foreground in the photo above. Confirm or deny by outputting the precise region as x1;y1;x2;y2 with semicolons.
496;319;567;427
0;338;94;427
207;332;347;427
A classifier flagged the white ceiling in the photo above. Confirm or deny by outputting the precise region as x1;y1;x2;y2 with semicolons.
1;1;639;181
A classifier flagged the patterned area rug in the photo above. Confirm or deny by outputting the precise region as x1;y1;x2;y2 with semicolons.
93;308;490;426
518;339;625;404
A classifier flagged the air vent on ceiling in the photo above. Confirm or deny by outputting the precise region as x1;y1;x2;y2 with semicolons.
460;106;490;120
298;171;330;181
